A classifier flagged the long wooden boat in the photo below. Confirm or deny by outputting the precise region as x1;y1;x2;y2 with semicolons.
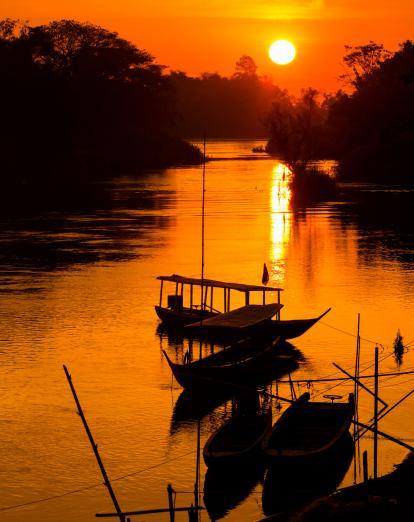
260;433;354;518
155;305;215;327
162;339;294;390
155;274;283;325
155;274;330;341
266;308;331;340
261;392;354;463
186;306;331;342
203;406;272;466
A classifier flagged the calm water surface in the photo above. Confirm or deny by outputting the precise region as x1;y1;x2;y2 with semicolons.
1;140;414;521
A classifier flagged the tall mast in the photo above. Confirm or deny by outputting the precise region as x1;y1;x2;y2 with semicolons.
194;137;206;521
199;136;206;360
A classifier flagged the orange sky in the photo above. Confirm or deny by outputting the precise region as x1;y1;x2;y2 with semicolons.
2;1;414;92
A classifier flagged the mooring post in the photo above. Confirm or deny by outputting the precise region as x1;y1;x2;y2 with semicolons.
374;345;379;480
167;484;175;522
363;450;369;483
194;418;201;521
188;504;197;522
277;290;281;320
353;313;361;484
159;280;164;306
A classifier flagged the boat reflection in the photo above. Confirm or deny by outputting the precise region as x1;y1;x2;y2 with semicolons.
157;323;229;357
169;342;303;434
170;388;232;435
204;459;266;520
261;432;354;517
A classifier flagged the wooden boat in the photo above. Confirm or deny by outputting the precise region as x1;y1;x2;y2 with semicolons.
162;338;294;390
155;274;330;341
260;433;354;518
261;392;354;463
262;451;414;522
266;309;331;340
203;403;272;466
155;274;283;326
186;305;330;342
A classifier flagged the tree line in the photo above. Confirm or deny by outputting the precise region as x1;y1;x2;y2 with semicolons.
265;41;414;184
0;18;202;187
2;17;413;186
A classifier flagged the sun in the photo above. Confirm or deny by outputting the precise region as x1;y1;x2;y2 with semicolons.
269;40;296;65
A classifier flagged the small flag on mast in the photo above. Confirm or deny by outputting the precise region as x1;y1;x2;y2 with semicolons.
262;263;269;286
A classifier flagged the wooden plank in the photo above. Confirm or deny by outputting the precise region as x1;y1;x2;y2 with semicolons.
157;274;283;292
186;303;283;330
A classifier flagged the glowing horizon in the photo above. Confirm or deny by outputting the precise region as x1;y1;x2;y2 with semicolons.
1;1;414;92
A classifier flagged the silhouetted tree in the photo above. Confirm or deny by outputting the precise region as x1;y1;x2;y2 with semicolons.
233;55;258;78
169;58;287;138
340;41;391;88
265;88;329;167
0;19;202;187
329;40;414;183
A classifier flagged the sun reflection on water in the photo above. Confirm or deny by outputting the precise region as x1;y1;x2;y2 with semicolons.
270;163;292;283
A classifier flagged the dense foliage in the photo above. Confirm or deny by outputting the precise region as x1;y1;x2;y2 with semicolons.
169;56;288;138
266;40;414;185
0;19;202;186
330;41;414;183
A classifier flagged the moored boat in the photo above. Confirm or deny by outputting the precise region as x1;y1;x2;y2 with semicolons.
261;392;354;463
203;403;272;466
155;274;330;341
162;338;296;391
185;306;331;342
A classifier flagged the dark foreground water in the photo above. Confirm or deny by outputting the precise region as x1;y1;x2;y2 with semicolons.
1;141;414;521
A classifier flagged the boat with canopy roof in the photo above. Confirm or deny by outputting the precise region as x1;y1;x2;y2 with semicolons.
155;274;330;341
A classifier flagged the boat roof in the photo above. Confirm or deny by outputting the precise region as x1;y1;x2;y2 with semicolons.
186;303;283;330
157;274;283;292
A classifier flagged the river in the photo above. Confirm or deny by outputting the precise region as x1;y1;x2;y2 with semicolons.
1;140;414;521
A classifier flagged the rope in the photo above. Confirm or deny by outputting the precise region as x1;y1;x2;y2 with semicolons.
320;321;387;347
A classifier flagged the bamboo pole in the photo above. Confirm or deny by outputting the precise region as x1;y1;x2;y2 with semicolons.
355;386;414;441
333;363;387;407
352;419;414;451
159;280;164;306
374;345;379;479
275;369;414;384
353;314;360;484
167;484;175;522
194;418;201;522
63;366;125;522
199;136;206;360
363;450;368;482
96;507;205;518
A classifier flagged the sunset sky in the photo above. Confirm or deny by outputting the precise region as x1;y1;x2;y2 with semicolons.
2;1;414;92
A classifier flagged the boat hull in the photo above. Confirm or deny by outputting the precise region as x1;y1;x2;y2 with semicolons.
156;307;331;341
155;305;216;326
203;409;272;467
261;393;354;464
163;343;298;391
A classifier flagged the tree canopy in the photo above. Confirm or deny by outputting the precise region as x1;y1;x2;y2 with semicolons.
0;19;201;186
329;40;414;183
